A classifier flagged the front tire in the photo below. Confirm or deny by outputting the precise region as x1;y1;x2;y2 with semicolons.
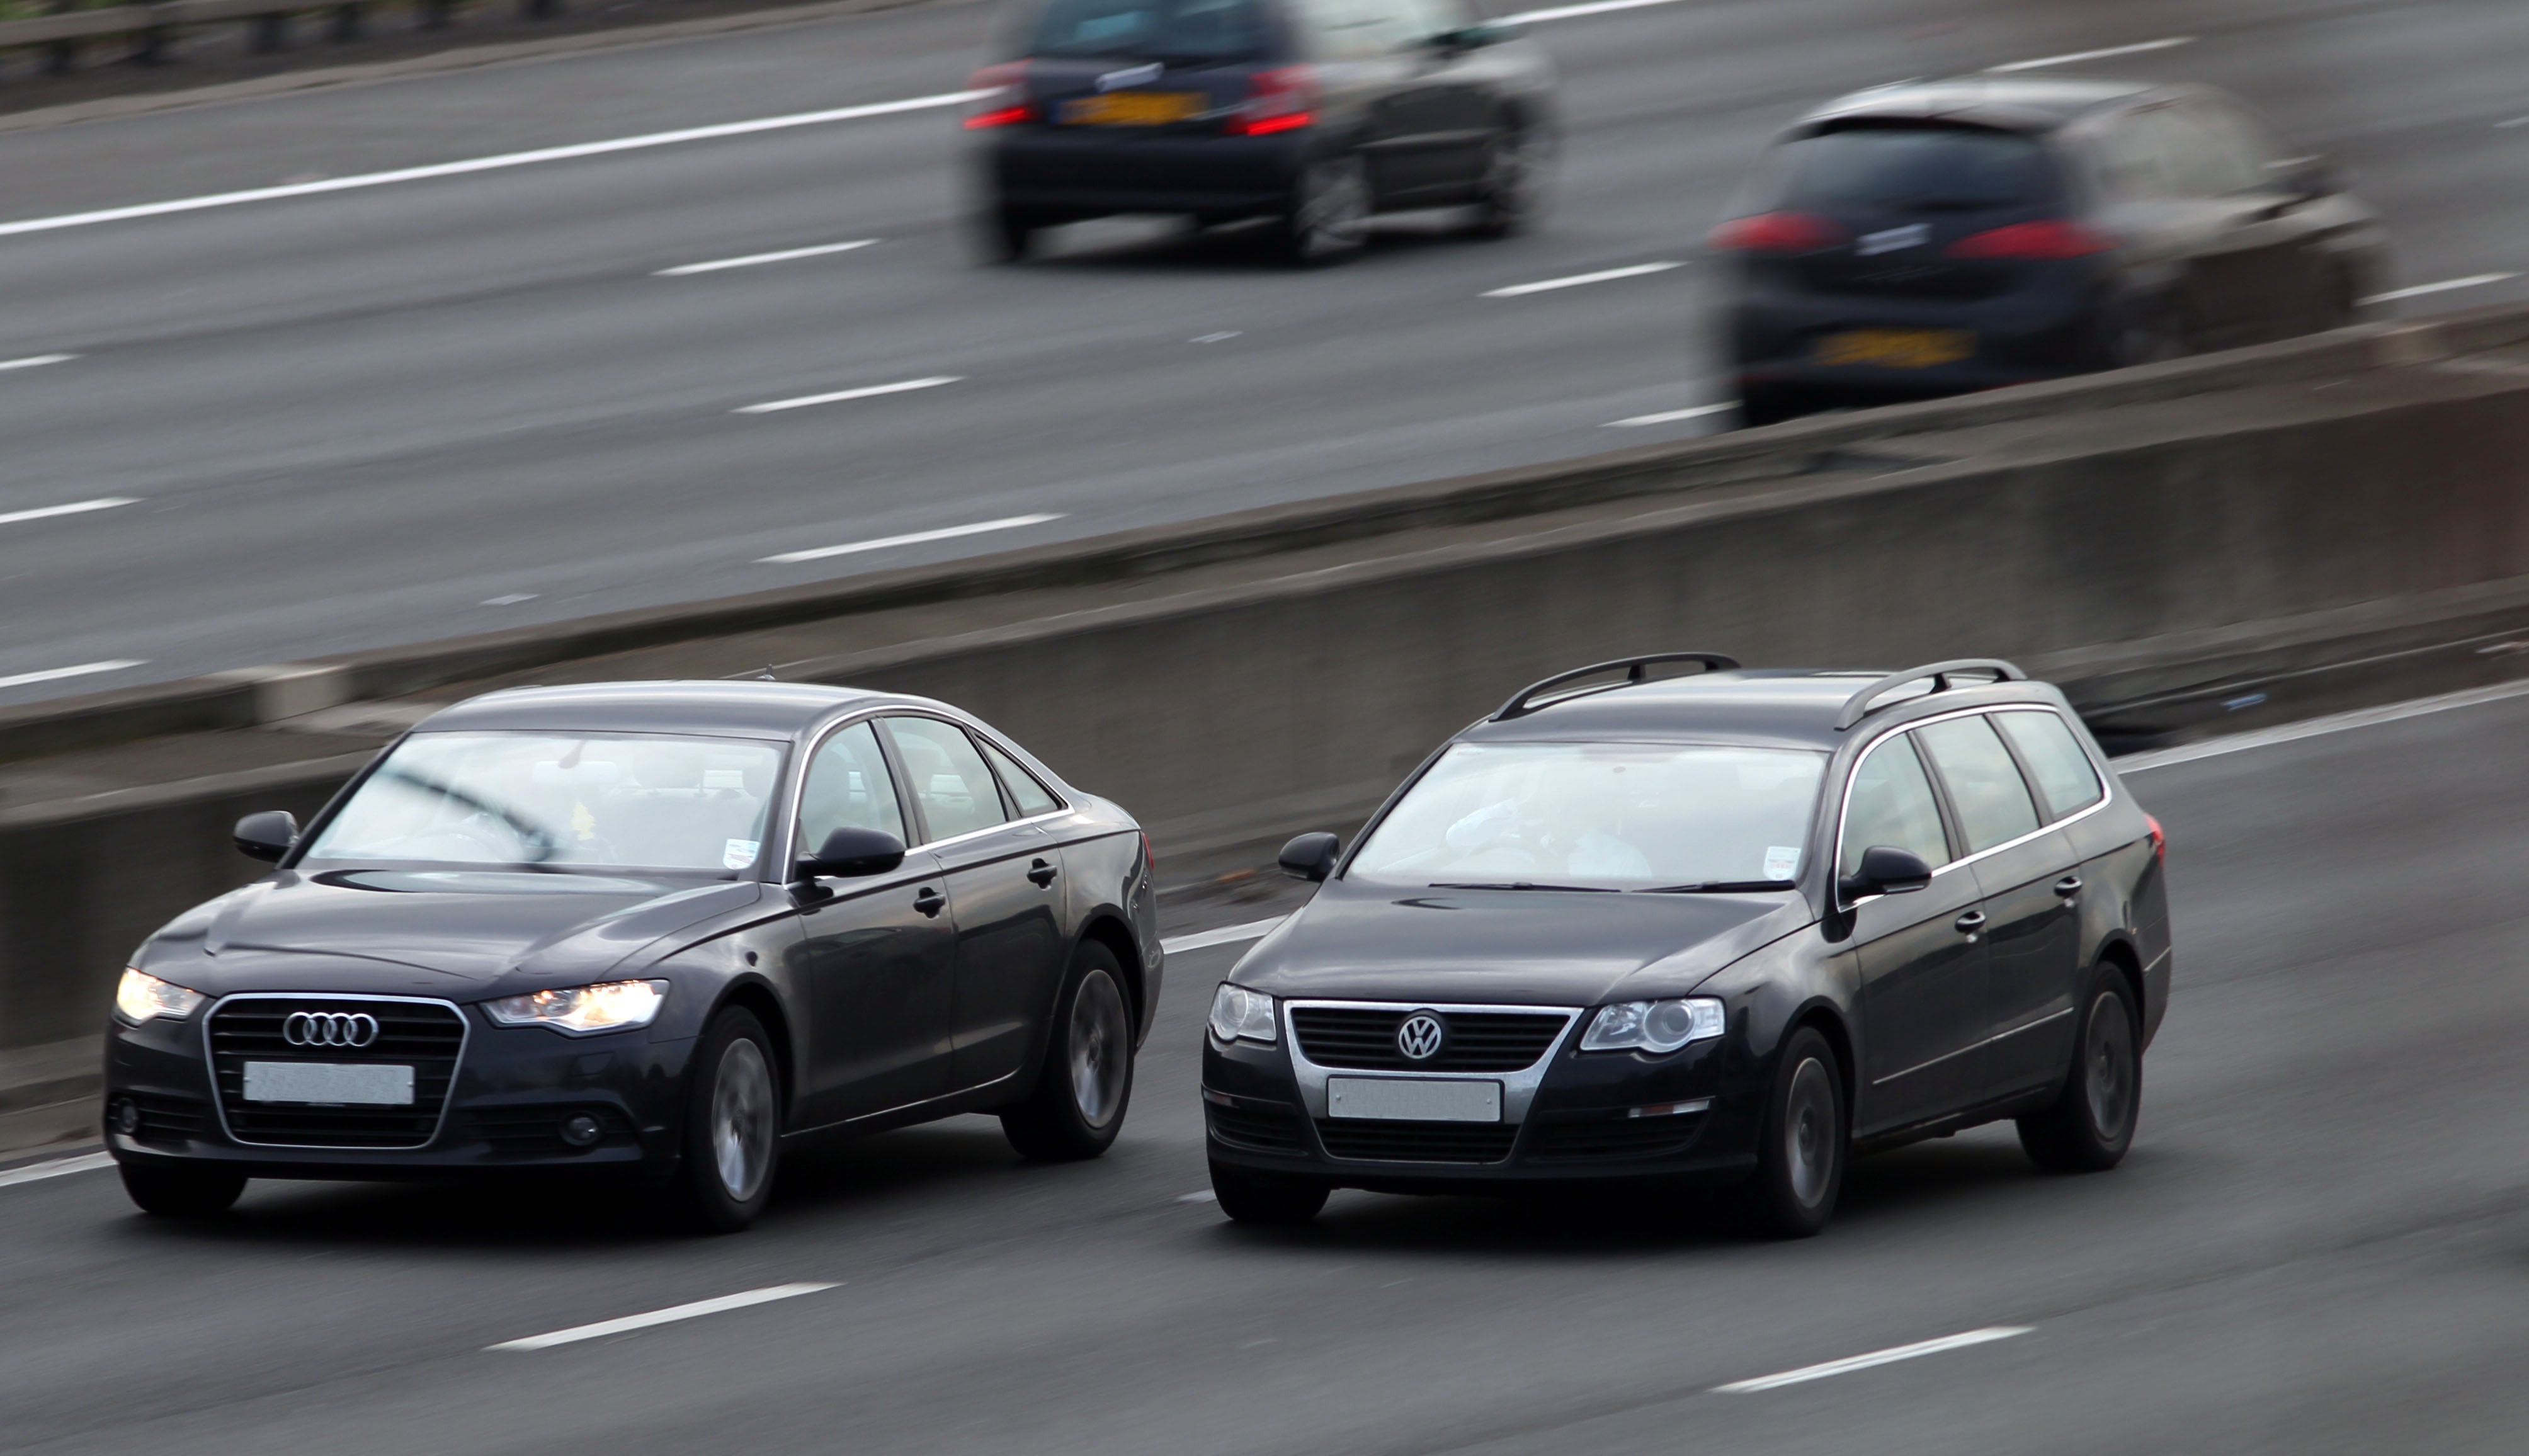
2017;970;2141;1172
662;1006;781;1234
1730;1025;1845;1238
1001;941;1137;1161
118;1162;246;1219
1273;154;1370;266
1210;1159;1329;1225
1466;127;1552;239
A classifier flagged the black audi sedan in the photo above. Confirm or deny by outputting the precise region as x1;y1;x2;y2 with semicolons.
1203;656;2171;1236
1712;77;2387;423
963;0;1557;263
105;681;1161;1232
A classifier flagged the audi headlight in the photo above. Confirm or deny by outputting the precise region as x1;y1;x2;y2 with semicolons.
484;979;668;1035
1581;997;1725;1054
115;968;206;1025
1207;983;1278;1045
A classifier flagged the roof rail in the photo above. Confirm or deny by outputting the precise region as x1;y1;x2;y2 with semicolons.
1492;652;1741;722
1834;659;2026;731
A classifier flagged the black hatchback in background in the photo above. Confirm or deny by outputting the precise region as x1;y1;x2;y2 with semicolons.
964;0;1557;263
1713;77;2387;424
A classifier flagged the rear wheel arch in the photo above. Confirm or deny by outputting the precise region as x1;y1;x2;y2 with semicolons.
1074;912;1149;1034
2091;937;2145;1031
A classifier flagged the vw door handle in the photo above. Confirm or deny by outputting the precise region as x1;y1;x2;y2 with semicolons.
1027;858;1059;889
2054;875;2084;898
1953;910;1988;936
912;887;946;918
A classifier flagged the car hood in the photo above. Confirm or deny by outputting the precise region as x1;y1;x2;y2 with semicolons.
138;868;769;998
1226;882;1814;1006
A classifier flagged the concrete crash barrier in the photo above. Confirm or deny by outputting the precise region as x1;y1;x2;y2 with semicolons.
6;303;2529;1092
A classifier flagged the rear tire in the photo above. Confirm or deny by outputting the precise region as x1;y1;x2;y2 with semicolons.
1210;1159;1329;1225
1727;1026;1845;1238
975;203;1042;264
1273;154;1370;266
661;1006;781;1234
1737;387;1807;428
1466;127;1552;239
2017;970;2141;1172
1000;941;1137;1161
118;1162;246;1219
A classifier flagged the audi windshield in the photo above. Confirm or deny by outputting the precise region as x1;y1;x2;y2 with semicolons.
1348;741;1827;890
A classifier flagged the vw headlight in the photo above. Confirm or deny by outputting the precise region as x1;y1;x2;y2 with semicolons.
1581;997;1725;1054
115;968;206;1025
484;979;668;1035
1207;983;1278;1045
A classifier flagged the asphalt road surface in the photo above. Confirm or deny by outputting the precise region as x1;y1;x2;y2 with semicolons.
0;0;2524;703
5;685;2528;1454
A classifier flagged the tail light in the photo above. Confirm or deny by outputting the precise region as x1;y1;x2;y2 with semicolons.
2145;814;2166;863
1945;219;2115;259
1707;212;1846;253
1141;832;1157;876
1229;65;1316;136
963;62;1033;129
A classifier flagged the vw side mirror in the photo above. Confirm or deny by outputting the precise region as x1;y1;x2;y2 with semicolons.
1432;19;1516;50
2274;153;2338;201
796;827;906;881
1278;831;1341;883
1838;845;1932;902
234;810;298;863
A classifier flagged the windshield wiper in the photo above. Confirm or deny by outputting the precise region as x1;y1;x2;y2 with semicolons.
1429;881;1618;893
1639;880;1792;894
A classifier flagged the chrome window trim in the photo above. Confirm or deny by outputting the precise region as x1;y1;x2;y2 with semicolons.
1834;703;2115;907
1280;999;1581;1123
785;707;1075;870
201;991;471;1152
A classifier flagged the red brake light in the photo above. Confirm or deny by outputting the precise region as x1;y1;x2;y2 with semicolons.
963;62;1033;129
1708;212;1846;253
1944;219;2115;260
1230;65;1316;136
2145;814;2166;863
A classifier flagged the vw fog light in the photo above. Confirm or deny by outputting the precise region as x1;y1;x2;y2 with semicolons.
1207;984;1278;1045
1582;997;1725;1053
115;969;207;1025
484;979;669;1035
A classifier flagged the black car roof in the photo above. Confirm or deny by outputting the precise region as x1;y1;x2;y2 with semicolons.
1798;76;2160;135
417;681;899;739
1461;668;2063;751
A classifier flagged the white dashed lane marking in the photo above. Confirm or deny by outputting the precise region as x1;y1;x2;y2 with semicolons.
487;1283;839;1351
759;511;1062;565
1713;1327;2033;1394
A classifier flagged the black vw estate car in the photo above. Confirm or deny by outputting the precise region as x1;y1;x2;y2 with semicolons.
1203;656;2171;1236
105;681;1162;1231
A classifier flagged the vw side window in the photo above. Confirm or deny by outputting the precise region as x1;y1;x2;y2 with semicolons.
977;738;1061;818
1993;710;2104;821
797;720;906;851
882;717;1013;843
1915;715;2042;853
1839;732;1951;879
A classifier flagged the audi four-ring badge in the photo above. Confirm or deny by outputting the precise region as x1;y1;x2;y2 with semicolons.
1202;656;2174;1236
105;681;1163;1231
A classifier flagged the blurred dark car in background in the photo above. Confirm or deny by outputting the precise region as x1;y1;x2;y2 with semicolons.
1712;77;2388;424
964;0;1557;263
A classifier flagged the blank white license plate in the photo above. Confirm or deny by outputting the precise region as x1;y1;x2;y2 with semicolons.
242;1061;414;1106
1326;1077;1501;1122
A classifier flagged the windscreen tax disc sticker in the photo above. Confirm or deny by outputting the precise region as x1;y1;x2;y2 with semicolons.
724;839;761;870
1763;846;1800;880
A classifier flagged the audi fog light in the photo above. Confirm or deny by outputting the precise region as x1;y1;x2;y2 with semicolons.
484;979;669;1034
115;968;206;1025
1207;984;1278;1045
1581;997;1725;1053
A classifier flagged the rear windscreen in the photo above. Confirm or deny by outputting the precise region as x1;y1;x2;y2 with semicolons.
1028;0;1274;61
1773;126;2057;212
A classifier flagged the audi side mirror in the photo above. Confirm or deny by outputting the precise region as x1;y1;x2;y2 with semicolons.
234;810;298;863
1431;19;1517;50
796;827;906;881
1838;845;1933;902
2274;153;2339;201
1278;831;1341;883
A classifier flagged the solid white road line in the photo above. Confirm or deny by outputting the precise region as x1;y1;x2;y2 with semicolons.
2496;116;2528;130
736;374;963;414
0;91;986;241
1606;402;1734;428
2360;272;2519;305
0;659;145;691
488;1283;838;1351
1505;0;1688;22
1987;37;2193;72
1161;916;1288;955
2112;676;2529;773
760;511;1062;565
1714;1327;2033;1394
0;353;76;372
0;1152;114;1190
656;239;877;276
0;496;137;527
1483;261;1683;298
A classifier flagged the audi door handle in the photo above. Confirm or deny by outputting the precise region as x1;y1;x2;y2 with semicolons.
1953;910;1988;935
2054;875;2084;898
1027;859;1059;888
912;887;946;918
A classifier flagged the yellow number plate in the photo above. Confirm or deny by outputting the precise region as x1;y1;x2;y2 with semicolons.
1813;329;1976;369
1059;91;1205;126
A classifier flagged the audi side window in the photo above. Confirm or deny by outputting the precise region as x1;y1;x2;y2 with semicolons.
797;720;905;851
978;738;1061;818
1839;734;1950;879
1915;716;2042;853
1994;710;2105;821
882;717;1012;843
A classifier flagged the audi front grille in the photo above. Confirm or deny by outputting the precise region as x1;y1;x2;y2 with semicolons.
1288;1007;1571;1073
207;996;467;1149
